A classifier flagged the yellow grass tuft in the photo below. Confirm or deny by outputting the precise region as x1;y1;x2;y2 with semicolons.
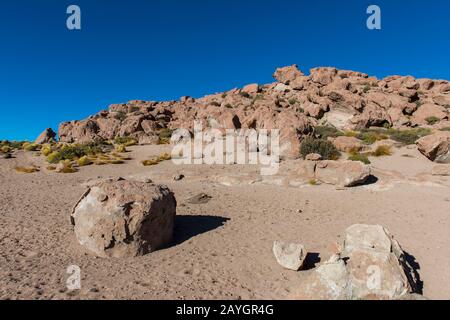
371;145;392;157
76;156;93;167
15;166;39;173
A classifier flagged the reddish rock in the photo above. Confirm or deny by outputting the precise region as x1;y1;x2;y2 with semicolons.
273;65;304;84
416;131;450;163
411;103;448;125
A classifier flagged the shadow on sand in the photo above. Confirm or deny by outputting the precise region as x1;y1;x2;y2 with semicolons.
171;215;229;246
303;252;321;270
404;251;424;294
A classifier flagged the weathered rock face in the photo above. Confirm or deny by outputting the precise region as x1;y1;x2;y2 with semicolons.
314;160;371;187
273;64;304;85
416;131;450;163
292;224;420;300
293;254;350;300
411;103;448;125
70;179;177;258
35;128;56;144
341;224;417;299
273;241;307;271
57;64;450;159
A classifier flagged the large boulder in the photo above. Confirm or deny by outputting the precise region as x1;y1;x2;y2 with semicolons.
35;128;56;144
314;160;371;187
341;224;417;299
411;103;448;125
416;131;450;163
292;224;420;300
70;179;176;258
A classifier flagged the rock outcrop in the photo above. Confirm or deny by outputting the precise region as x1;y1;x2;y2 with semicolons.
70;178;177;258
57;65;450;158
292;224;420;300
35;128;56;144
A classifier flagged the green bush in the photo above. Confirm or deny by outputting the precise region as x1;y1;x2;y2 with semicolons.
440;127;450;131
114;111;127;122
77;156;93;166
387;128;431;145
158;128;173;139
1;145;11;153
114;136;137;146
46;151;63;164
425;116;441;125
22;142;39;151
10;141;25;149
314;126;344;140
239;91;252;99
300;138;340;160
348;153;371;164
356;130;388;145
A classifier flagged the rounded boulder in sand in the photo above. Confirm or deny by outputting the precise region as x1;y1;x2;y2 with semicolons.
70;179;177;258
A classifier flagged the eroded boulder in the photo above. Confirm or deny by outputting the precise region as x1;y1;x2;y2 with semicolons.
292;224;420;300
315;160;371;187
416;131;450;163
70;179;176;258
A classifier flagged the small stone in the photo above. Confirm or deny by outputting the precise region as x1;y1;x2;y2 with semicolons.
173;174;185;181
187;193;212;204
273;241;307;271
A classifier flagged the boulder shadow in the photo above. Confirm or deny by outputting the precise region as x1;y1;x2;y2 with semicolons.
403;251;424;294
362;174;378;186
171;215;230;246
303;252;321;270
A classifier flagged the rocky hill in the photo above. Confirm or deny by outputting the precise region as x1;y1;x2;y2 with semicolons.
58;65;450;158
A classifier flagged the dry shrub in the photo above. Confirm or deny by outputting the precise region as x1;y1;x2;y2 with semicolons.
15;166;39;173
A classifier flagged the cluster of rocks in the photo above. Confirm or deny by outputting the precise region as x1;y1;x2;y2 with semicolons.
275;224;423;300
71;178;177;258
56;65;450;159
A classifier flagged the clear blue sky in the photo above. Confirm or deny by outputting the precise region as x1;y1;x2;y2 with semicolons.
1;0;450;140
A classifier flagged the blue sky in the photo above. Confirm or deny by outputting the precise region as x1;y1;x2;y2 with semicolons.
1;0;450;140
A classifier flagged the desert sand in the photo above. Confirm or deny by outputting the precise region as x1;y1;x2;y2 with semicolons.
1;144;449;300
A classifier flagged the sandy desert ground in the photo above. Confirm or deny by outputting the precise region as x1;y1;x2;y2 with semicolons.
0;144;450;300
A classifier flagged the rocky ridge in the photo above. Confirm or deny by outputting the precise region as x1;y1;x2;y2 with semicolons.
58;65;450;159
